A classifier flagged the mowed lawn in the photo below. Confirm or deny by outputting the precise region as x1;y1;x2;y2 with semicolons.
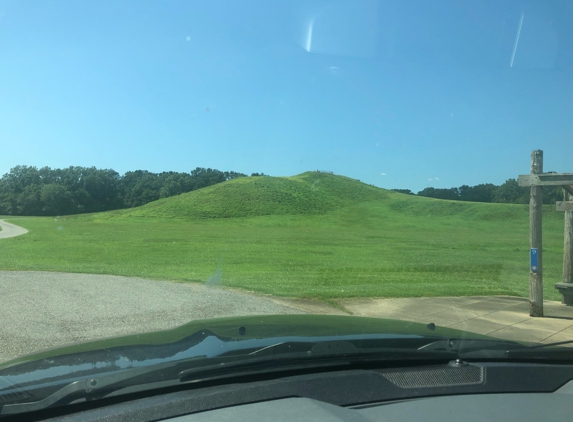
0;195;566;301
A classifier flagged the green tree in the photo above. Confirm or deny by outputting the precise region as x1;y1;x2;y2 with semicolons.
417;187;460;200
122;170;161;207
0;165;251;215
543;186;565;205
458;183;497;202
16;185;43;215
391;189;415;195
493;179;528;204
40;184;75;215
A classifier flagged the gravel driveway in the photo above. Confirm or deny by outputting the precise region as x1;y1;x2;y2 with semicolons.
0;271;304;364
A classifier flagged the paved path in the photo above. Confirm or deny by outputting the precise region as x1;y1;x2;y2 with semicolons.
337;296;573;344
0;219;28;239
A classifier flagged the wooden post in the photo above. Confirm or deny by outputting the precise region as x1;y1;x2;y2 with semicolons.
530;150;544;316
563;190;573;304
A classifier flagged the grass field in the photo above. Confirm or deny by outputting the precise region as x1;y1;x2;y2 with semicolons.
0;172;566;301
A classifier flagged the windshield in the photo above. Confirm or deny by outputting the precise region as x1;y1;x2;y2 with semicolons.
1;0;573;406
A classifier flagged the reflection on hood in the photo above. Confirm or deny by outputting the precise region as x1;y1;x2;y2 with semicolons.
0;330;422;392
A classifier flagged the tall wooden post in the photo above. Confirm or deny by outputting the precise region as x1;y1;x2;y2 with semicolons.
530;150;544;317
563;191;573;304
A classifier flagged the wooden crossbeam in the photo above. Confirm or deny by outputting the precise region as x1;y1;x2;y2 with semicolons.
518;173;573;187
557;201;573;212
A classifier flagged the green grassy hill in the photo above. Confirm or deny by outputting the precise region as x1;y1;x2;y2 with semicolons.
0;172;566;301
102;171;559;223
106;172;389;220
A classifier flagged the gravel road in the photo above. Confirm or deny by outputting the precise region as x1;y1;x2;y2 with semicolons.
0;271;304;364
0;219;28;239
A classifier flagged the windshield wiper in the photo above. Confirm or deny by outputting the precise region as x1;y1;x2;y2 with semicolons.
419;338;527;356
504;340;573;359
0;361;181;416
178;345;459;382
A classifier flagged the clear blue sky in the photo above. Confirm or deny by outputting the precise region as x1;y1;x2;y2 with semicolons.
1;0;572;192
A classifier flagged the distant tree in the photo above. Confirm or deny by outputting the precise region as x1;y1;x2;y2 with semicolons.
3;165;41;194
493;179;528;204
122;170;161;207
250;172;267;177
394;178;571;206
492;179;564;205
40;184;75;215
457;185;471;200
458;183;497;202
159;179;182;199
225;171;247;180
417;187;436;198
80;168;123;212
189;167;226;190
417;187;460;200
543;186;566;205
0;165;250;216
0;183;16;215
17;185;43;215
391;189;415;195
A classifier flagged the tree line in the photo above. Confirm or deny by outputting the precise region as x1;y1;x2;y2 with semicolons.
393;178;564;204
0;165;259;216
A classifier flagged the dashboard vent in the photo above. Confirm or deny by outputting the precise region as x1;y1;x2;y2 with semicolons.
381;365;484;388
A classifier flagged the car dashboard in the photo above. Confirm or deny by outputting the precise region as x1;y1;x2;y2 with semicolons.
8;361;573;421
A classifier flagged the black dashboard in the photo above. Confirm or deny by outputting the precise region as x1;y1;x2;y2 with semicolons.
10;361;573;421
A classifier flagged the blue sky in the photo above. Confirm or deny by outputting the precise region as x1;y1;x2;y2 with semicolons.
1;0;572;192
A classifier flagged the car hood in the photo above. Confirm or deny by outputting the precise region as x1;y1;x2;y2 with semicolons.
0;314;487;371
0;315;498;401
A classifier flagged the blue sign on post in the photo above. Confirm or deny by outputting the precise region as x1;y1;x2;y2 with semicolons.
530;248;539;273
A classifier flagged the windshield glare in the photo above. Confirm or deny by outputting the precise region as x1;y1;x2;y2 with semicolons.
0;0;572;403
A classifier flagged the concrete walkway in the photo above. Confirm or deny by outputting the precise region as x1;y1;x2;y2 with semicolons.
0;219;28;239
338;296;573;344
